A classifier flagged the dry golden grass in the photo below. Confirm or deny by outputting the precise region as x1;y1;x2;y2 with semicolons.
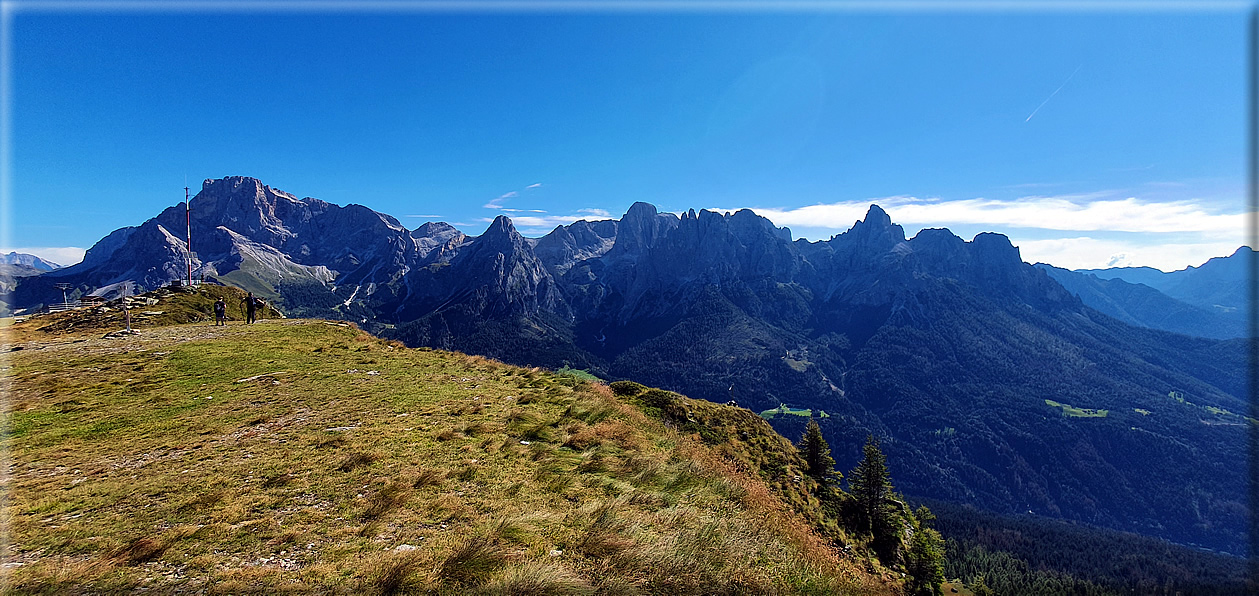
3;309;894;594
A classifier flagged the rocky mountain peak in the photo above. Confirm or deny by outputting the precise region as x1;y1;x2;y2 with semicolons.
608;202;679;259
198;176;298;207
533;219;618;274
728;208;793;242
970;232;1021;264
837;204;907;250
186;176;320;249
475;215;526;252
484;214;516;235
863;203;892;227
415;221;458;238
623;201;659;221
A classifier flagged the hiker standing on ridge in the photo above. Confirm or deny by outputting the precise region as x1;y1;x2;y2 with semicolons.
213;297;227;326
241;292;264;324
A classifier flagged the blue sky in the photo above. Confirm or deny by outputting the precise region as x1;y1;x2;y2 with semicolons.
2;3;1252;271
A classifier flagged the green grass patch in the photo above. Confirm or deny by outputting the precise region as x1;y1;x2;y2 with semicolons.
759;404;829;420
783;357;810;372
555;366;600;382
1044;399;1108;418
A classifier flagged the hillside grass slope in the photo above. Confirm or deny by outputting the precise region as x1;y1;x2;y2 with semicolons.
2;304;895;594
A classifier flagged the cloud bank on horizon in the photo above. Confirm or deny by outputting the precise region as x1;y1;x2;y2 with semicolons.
716;194;1248;272
472;190;1248;273
738;195;1242;235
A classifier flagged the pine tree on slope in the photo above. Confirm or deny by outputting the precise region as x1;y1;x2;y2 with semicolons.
797;418;840;486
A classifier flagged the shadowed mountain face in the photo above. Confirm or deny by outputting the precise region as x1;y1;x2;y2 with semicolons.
1078;246;1250;318
1034;247;1253;341
1036;262;1247;340
11;176;1247;555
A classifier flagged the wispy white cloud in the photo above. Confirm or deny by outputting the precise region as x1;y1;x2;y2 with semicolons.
730;195;1247;235
501;208;547;213
709;194;1248;271
483;191;520;209
1015;236;1245;272
477;208;614;235
1;246;86;266
484;185;545;209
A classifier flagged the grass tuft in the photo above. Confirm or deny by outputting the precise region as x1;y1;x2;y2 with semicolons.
574;502;637;558
261;473;291;488
362;481;411;522
316;435;346;449
435;427;462;442
111;526;195;566
177;489;227;512
338;451;379;472
437;534;509;585
412;467;446;488
372;550;426;596
481;561;594;595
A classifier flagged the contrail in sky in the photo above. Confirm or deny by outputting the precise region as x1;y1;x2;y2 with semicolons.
1025;64;1083;122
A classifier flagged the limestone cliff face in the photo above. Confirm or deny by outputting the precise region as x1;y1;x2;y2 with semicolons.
532;219;618;276
394;216;567;322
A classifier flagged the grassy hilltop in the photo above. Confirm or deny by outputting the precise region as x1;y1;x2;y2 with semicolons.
2;289;899;594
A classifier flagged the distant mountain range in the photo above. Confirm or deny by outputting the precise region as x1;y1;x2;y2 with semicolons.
0;252;62;304
7;176;1248;555
1035;247;1249;340
2;251;61;272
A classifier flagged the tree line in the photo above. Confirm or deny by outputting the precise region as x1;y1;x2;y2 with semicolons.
797;419;946;596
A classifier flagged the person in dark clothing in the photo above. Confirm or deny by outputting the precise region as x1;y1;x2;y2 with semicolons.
242;292;258;324
213;298;227;326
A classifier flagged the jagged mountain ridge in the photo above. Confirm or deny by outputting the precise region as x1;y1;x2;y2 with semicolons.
10;176;1247;556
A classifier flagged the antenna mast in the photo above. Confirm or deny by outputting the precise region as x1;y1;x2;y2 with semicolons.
185;185;192;288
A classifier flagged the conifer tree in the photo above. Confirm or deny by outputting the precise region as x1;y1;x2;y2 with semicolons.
905;505;946;596
797;418;839;485
849;435;894;537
